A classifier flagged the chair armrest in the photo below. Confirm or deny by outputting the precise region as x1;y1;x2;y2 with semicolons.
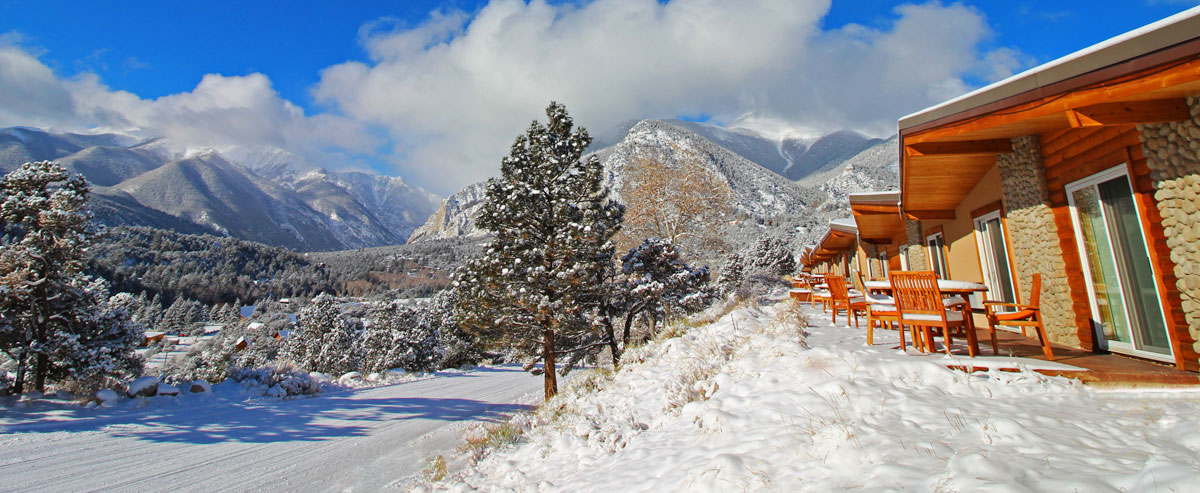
982;302;1038;314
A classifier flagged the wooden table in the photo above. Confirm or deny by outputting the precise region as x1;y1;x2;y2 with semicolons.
863;279;989;355
863;279;987;296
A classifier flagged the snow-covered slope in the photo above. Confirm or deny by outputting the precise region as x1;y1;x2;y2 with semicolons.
446;299;1200;491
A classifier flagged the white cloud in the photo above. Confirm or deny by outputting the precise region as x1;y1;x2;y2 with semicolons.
0;41;378;175
314;0;1025;193
0;1;1027;195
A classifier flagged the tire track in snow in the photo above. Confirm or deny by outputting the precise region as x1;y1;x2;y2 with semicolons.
0;366;540;492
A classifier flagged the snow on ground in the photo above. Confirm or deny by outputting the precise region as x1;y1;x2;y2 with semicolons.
442;298;1200;492
0;365;541;492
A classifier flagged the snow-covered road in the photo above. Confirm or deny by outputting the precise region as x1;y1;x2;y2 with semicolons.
0;366;541;492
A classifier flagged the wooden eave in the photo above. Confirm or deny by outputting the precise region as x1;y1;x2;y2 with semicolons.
851;201;905;244
899;38;1200;214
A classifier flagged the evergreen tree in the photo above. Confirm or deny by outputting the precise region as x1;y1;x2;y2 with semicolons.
455;102;623;400
0;161;143;393
617;238;713;344
428;289;483;369
357;301;440;373
282;293;359;375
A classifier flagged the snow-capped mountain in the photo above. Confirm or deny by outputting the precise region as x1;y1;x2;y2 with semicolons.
0;126;440;251
409;119;838;243
406;181;489;243
662;120;882;180
409;119;898;246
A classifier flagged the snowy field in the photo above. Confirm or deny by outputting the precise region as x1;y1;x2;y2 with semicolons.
440;298;1200;492
0;366;541;492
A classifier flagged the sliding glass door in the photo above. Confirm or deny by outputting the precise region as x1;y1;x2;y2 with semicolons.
973;211;1017;304
1067;166;1172;361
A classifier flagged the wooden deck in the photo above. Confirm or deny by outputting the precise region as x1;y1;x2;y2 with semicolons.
951;327;1200;388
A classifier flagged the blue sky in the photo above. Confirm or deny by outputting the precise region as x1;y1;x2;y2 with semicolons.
1;1;1197;193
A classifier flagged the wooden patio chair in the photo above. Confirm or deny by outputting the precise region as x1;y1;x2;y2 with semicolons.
811;274;831;311
789;276;812;302
983;273;1055;360
890;271;978;356
855;272;900;347
826;275;867;327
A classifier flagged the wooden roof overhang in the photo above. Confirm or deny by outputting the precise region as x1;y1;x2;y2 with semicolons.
811;221;858;264
898;9;1200;219
849;191;904;244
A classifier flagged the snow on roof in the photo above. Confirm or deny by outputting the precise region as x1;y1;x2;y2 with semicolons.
848;191;900;204
144;331;165;337
247;322;266;330
900;6;1200;130
830;218;858;232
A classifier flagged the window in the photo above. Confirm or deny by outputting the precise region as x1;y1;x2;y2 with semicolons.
926;232;948;279
973;210;1016;304
899;245;910;271
877;251;889;278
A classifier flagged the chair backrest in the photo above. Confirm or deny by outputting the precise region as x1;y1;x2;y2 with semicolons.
890;271;944;315
826;275;850;302
1028;273;1042;308
851;270;868;294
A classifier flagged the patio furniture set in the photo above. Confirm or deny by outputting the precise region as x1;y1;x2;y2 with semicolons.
791;271;1054;360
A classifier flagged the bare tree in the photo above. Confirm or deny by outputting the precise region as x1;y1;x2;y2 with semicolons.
617;147;733;259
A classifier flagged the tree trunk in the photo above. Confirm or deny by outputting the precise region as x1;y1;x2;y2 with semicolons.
13;349;27;395
602;315;620;368
542;329;557;400
623;304;643;345
34;352;47;393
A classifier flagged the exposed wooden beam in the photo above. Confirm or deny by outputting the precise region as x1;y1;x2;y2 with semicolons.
1065;109;1102;128
905;139;1013;156
905;209;957;220
861;236;895;245
851;203;901;214
1073;98;1190;125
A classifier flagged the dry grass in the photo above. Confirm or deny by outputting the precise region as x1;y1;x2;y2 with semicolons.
458;422;524;461
421;455;448;482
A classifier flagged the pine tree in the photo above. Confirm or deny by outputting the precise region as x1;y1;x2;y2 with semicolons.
0;161;143;393
427;289;483;369
617;238;713;344
455;102;623;400
358;301;440;373
282;293;360;375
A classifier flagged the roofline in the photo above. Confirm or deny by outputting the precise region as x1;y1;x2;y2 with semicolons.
848;190;901;204
899;6;1200;132
830;219;858;234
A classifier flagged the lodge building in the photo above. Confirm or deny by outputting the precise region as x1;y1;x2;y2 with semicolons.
803;7;1200;372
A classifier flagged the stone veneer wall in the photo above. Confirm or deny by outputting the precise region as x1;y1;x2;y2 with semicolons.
996;135;1079;347
1139;95;1200;360
904;220;930;271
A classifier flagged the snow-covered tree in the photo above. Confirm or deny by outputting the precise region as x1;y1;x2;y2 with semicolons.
716;252;747;294
455;102;624;400
0;161;142;393
617;238;713;344
750;237;796;277
426;289;482;369
358;301;439;373
282;293;360;375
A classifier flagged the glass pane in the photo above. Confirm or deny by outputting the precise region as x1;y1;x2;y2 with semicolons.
986;218;1016;303
1072;185;1130;344
1099;177;1171;354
